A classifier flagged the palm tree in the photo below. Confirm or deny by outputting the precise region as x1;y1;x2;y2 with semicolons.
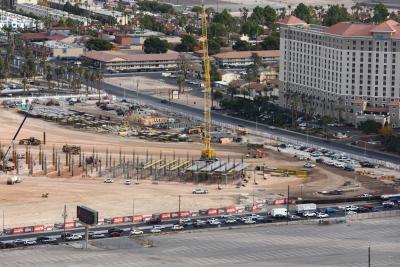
45;65;53;91
84;70;90;95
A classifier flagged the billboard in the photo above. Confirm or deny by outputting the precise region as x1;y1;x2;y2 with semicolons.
77;206;98;225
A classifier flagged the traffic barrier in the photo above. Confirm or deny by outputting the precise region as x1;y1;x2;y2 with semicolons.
123;216;133;223
34;225;45;232
207;208;218;216
112;217;124;224
133;215;143;223
161;212;171;220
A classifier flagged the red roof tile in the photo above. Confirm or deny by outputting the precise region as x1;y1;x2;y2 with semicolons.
22;32;66;41
323;20;400;37
371;21;396;32
278;15;306;25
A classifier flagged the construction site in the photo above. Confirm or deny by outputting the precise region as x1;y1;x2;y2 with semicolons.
0;4;399;230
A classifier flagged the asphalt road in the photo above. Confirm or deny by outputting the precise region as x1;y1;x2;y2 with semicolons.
101;81;400;165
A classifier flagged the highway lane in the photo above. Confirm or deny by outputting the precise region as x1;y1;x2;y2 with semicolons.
101;81;400;165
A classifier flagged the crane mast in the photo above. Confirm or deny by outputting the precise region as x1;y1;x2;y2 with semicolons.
200;1;216;160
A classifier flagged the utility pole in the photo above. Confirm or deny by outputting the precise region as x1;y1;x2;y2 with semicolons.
286;185;290;224
132;199;135;217
2;210;4;233
62;204;67;241
368;245;371;267
178;195;181;219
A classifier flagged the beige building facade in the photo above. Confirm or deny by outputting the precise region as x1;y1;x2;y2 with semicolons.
279;16;400;127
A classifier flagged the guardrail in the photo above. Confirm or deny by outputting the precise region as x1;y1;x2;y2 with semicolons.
347;209;400;221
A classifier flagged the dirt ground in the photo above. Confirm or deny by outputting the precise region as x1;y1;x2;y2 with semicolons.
0;107;378;228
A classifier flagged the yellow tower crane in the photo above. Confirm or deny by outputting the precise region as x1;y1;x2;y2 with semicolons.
200;1;216;160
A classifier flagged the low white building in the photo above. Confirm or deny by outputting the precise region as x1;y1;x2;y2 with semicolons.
213;50;280;68
0;10;42;30
16;3;90;25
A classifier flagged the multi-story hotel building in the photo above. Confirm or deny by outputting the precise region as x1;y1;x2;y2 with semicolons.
278;15;400;128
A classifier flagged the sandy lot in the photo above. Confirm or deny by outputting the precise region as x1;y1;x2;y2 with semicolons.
0;107;369;228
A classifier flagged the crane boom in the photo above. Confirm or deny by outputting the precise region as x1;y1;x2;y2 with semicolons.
200;1;216;160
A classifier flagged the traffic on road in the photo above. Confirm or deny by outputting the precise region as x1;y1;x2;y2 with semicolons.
1;199;398;249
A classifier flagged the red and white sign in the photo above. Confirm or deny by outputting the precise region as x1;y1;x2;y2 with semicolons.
11;227;24;234
161;212;171;220
24;226;34;233
133;215;143;223
112;217;124;224
44;224;54;231
34;225;45;232
123;216;133;223
179;211;190;218
225;207;236;214
217;208;225;214
190;212;199;217
170;212;179;218
236;206;245;213
207;208;218;215
64;221;76;229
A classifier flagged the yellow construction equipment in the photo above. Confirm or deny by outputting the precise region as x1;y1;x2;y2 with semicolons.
200;1;216;160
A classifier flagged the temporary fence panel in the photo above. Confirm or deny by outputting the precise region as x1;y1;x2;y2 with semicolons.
64;221;76;229
34;225;45;232
11;227;24;235
161;212;171;220
179;211;190;218
207;208;218;216
123;216;133;223
133;215;143;223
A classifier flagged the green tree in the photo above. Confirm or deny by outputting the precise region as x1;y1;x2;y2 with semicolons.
213;90;223;101
176;75;185;93
233;40;251;51
250;6;265;25
372;3;389;23
143;37;169;53
323;5;351;26
240;20;262;39
85;38;113;50
212;9;236;32
210;62;221;82
293;3;313;23
358;120;382;134
208;22;227;38
175;35;198;52
208;38;221;55
260;32;280;50
263;5;277;28
0;57;5;80
140;15;162;31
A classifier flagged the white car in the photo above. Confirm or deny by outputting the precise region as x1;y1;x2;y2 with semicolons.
153;225;164;230
192;188;208;194
179;218;191;224
104;178;114;183
304;162;315;168
24;240;37;246
346;211;357;215
303;211;316;217
325;160;335;166
224;218;237;224
345;205;359;211
358;193;372;198
243;219;256;224
208;219;221;225
150;228;161;234
66;234;82;241
130;229;144;235
334;162;345;168
171;224;184;231
316;213;329;218
125;180;132;185
90;233;105;239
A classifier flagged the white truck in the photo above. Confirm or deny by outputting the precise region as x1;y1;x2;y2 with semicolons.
7;176;22;185
296;203;317;214
271;208;287;218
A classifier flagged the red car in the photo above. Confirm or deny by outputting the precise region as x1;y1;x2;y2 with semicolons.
109;232;121;237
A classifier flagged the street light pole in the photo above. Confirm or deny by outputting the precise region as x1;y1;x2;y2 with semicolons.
178;195;181;219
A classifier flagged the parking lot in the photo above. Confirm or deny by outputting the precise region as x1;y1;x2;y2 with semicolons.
0;216;399;267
